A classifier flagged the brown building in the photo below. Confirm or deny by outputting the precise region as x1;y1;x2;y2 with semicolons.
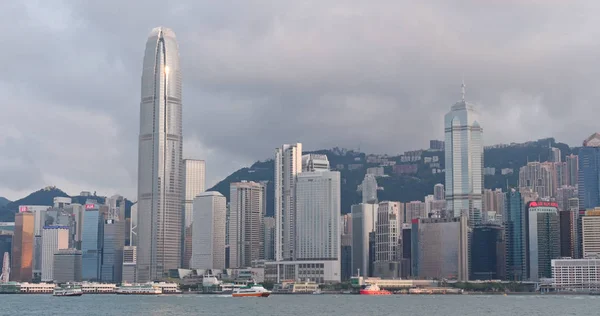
11;212;35;282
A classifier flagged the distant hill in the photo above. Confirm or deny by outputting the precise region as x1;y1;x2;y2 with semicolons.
0;197;10;208
4;186;70;212
0;137;577;221
208;138;577;216
0;186;133;222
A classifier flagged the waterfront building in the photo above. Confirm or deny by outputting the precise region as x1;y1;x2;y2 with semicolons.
18;205;49;280
470;224;505;280
552;257;600;292
374;201;403;278
264;260;340;284
411;215;469;281
295;169;340;264
229;181;265;268
11;212;34;282
191;192;226;270
41;226;69;282
137;26;184;282
274;143;302;261
101;219;125;283
582;209;600;258
182;159;206;268
505;189;530;281
53;249;82;283
82;202;102;280
122;246;137;283
444;84;483;225
578;133;600;209
18;282;55;293
351;203;377;277
526;201;560;281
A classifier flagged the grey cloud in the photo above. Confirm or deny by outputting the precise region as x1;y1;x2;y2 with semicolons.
0;0;598;199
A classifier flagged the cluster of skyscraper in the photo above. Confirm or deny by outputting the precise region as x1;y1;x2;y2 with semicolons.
336;87;600;284
9;195;128;283
265;146;341;283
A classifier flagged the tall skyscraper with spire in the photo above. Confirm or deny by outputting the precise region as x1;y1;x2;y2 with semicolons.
444;82;484;225
136;27;183;282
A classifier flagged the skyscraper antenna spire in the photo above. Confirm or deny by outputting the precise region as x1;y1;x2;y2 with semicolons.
461;77;466;102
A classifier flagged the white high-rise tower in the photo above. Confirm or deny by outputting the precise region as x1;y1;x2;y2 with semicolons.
444;82;483;225
274;143;302;261
136;27;183;281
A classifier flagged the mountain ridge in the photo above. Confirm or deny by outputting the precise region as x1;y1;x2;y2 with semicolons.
0;137;577;221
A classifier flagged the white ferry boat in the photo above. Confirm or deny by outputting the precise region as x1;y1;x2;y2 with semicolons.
116;284;162;295
232;283;271;297
53;285;83;297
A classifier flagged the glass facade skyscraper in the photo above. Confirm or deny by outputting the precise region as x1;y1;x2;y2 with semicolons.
82;205;101;280
504;189;526;281
578;133;600;210
470;224;505;280
101;219;125;283
444;86;483;225
137;27;183;281
526;201;560;281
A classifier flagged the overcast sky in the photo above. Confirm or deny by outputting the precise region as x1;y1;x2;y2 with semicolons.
1;0;598;201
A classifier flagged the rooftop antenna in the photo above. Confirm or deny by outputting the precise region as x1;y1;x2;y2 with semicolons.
461;76;466;102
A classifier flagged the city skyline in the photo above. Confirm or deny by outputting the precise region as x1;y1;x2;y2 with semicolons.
2;1;599;201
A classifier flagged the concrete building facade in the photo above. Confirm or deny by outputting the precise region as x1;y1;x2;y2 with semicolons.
191;192;226;270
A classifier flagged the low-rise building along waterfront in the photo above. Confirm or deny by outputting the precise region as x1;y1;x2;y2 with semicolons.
552;257;600;292
265;260;340;284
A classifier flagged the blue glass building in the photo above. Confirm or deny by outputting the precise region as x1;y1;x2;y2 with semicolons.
101;219;125;283
81;204;102;280
578;134;600;209
504;189;527;281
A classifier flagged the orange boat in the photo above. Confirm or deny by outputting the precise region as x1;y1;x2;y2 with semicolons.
360;284;392;295
232;283;271;297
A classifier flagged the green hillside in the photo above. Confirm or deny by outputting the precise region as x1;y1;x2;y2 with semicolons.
0;197;10;208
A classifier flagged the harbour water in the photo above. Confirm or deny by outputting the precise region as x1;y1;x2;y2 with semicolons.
3;294;600;315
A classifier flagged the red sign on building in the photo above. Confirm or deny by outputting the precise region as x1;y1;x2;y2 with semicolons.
528;201;558;208
85;204;95;210
18;206;28;212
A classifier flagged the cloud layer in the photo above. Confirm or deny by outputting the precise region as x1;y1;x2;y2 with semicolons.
1;0;598;200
